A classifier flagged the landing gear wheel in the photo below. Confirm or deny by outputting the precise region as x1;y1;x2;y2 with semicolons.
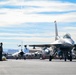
16;57;18;60
70;56;72;61
24;57;26;60
49;55;52;61
64;57;66;61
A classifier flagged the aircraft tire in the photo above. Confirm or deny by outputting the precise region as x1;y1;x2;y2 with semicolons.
70;56;72;61
49;55;52;61
64;57;66;61
16;57;18;60
24;57;26;60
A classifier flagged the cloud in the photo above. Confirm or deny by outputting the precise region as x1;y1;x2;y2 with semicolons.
0;36;54;44
64;27;76;30
0;0;76;48
1;0;76;13
0;11;76;27
0;0;76;27
0;32;54;37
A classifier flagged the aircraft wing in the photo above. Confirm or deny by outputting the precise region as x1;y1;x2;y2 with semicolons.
29;44;62;49
29;44;50;47
29;40;63;49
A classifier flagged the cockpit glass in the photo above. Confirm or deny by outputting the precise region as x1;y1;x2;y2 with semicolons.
63;34;71;39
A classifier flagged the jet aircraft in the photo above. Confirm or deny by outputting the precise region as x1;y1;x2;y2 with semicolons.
12;45;27;59
29;21;76;61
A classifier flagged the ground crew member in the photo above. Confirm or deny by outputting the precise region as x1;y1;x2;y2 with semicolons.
0;43;3;61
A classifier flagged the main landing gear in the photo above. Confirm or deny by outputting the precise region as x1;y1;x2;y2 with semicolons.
49;50;72;62
63;50;72;61
49;55;53;61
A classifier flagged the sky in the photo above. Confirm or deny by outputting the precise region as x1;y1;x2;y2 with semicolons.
0;0;76;50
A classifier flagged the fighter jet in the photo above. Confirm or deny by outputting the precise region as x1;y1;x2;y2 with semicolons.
29;21;76;61
12;45;27;60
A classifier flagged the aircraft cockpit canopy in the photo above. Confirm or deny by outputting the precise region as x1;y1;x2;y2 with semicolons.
63;33;71;39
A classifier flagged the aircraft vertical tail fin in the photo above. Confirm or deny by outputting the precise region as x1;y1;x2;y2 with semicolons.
18;41;23;52
54;21;58;40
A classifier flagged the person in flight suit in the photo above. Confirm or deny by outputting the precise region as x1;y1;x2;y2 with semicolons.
0;43;3;61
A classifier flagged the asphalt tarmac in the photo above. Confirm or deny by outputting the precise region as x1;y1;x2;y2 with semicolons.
0;59;76;75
